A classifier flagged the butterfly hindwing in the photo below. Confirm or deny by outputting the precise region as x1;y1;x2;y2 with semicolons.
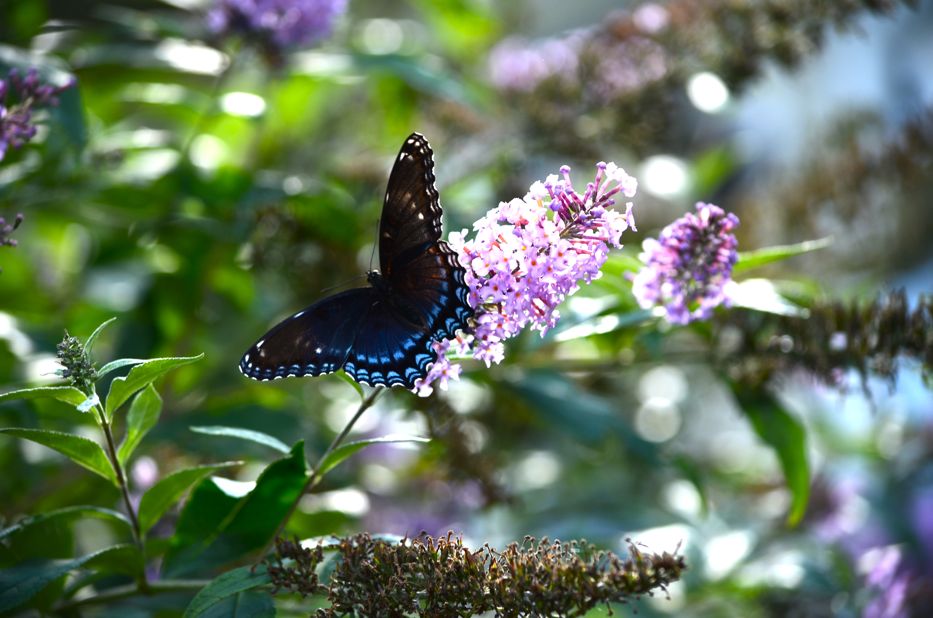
239;289;377;381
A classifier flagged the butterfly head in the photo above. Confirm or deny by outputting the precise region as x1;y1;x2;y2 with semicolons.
367;269;389;293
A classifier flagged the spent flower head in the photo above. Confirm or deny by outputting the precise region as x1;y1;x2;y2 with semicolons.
208;0;346;58
56;331;98;396
268;532;686;617
632;202;739;324
414;161;637;396
0;68;74;162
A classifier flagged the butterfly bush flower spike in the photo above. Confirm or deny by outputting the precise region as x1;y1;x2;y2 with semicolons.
631;202;739;325
0;69;74;162
415;162;638;396
208;0;346;54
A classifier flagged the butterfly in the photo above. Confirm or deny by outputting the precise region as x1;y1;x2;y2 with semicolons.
239;133;473;388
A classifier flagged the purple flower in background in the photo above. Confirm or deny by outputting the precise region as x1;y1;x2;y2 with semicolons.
488;34;583;92
208;0;346;53
588;36;668;101
0;68;73;162
414;162;637;396
0;213;23;248
631;202;739;324
862;546;911;618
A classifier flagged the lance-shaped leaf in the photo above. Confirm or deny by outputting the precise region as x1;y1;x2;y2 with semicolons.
0;428;115;485
183;565;272;618
0;544;136;612
138;461;243;534
0;506;130;542
317;435;430;477
189;426;289;455
736;387;810;525
117;384;162;465
0;386;87;409
733;237;832;275
105;354;203;419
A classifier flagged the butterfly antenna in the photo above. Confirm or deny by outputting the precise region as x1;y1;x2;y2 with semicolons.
320;274;367;295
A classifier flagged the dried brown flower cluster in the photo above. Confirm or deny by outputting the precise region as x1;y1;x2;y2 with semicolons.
716;289;932;389
268;532;687;617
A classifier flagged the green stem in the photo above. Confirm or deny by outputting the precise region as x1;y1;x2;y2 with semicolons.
54;579;211;612
94;402;146;588
258;387;385;560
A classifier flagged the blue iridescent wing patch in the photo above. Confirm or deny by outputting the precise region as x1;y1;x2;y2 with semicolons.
240;133;473;388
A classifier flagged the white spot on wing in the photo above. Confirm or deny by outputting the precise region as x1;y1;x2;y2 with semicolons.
256;339;265;349
293;311;304;318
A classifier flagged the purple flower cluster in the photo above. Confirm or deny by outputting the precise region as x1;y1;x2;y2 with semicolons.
631;202;739;325
207;0;346;53
414;162;638;396
487;6;670;99
488;35;582;92
0;69;73;162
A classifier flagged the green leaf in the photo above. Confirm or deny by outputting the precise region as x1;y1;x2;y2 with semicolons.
200;590;274;618
318;435;430;478
0;506;130;542
138;461;243;534
83;317;117;355
97;358;146;380
733;237;832;275
0;428;116;485
507;371;658;460
0;544;134;612
105;354;203;418
737;387;810;525
189;426;290;455
184;565;271;618
117;384;162;465
0;386;87;408
730;279;808;317
336;370;365;400
162;442;309;576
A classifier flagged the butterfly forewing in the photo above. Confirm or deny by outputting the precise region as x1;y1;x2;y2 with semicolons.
379;133;442;277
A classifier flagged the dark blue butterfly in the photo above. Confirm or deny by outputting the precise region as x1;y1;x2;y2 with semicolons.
240;133;473;388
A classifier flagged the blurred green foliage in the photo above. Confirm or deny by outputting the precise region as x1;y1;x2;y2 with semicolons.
1;0;932;616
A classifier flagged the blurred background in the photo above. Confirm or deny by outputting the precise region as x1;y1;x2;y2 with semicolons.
1;0;931;615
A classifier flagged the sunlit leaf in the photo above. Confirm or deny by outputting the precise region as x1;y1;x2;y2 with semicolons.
734;237;832;275
105;354;203;419
189;426;290;455
736;387;810;526
162;442;309;576
0;386;87;408
138;461;242;534
97;358;147;380
318;435;430;478
117;384;162;465
83;317;117;355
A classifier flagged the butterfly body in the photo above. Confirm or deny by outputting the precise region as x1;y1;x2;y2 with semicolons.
240;133;472;388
